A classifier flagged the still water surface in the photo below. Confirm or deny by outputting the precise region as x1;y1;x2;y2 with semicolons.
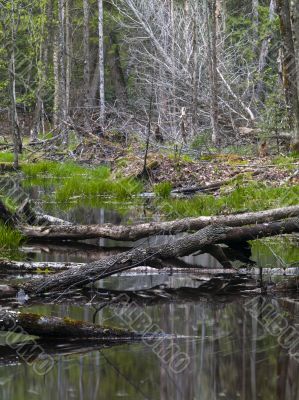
0;178;298;399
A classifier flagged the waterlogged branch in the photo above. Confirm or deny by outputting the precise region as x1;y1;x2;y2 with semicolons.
22;218;299;296
21;206;299;242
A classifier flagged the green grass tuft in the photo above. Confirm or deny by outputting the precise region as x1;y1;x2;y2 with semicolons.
0;223;24;250
156;182;299;219
154;182;173;198
22;161;87;178
55;176;143;202
0;152;15;163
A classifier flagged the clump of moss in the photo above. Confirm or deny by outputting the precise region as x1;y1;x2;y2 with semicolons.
154;182;173;198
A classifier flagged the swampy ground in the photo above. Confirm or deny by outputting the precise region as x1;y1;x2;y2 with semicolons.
0;147;298;400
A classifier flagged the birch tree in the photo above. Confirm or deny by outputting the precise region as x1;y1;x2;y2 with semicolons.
98;0;105;132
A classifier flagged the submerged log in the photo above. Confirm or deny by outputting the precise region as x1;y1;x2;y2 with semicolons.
22;218;299;296
0;310;141;340
0;259;84;273
21;205;299;242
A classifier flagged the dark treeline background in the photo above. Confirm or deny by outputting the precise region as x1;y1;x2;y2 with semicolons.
1;0;299;149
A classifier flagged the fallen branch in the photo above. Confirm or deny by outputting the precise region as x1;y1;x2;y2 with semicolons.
21;205;299;242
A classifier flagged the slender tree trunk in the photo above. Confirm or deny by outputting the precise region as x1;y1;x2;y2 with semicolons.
83;0;90;110
31;1;49;142
8;0;22;167
277;0;299;143
58;0;68;143
255;0;276;99
108;31;127;105
291;0;299;145
53;33;59;129
65;0;71;116
206;0;220;146
252;0;259;55
98;0;105;132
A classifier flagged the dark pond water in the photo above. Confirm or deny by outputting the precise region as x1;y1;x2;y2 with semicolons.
0;296;298;400
0;175;298;399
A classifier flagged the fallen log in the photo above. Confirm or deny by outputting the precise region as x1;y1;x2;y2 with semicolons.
21;205;299;242
1;259;297;277
0;310;141;340
21;218;299;296
0;259;84;273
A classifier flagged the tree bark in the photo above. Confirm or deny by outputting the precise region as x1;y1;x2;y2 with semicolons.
7;0;22;167
83;0;90;109
291;0;299;145
98;0;105;131
277;0;299;142
21;218;299;295
58;0;68;142
206;0;220;146
21;205;299;242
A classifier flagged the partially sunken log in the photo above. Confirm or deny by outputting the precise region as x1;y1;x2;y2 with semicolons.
22;218;299;296
21;205;299;242
0;310;141;340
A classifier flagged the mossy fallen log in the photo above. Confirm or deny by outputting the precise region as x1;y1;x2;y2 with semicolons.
0;310;142;340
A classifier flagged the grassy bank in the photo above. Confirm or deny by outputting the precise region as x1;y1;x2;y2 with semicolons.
156;182;299;219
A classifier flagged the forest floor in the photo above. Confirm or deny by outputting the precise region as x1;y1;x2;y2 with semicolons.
1;133;298;190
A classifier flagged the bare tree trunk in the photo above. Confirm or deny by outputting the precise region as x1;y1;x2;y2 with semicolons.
108;31;128;105
277;0;299;143
252;0;259;55
58;0;68;143
98;0;105;133
255;0;276;99
53;33;59;129
31;0;50;142
65;0;71;116
206;0;220;146
83;0;90;111
291;0;299;145
8;0;22;167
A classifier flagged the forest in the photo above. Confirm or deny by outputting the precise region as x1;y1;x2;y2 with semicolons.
0;0;298;399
